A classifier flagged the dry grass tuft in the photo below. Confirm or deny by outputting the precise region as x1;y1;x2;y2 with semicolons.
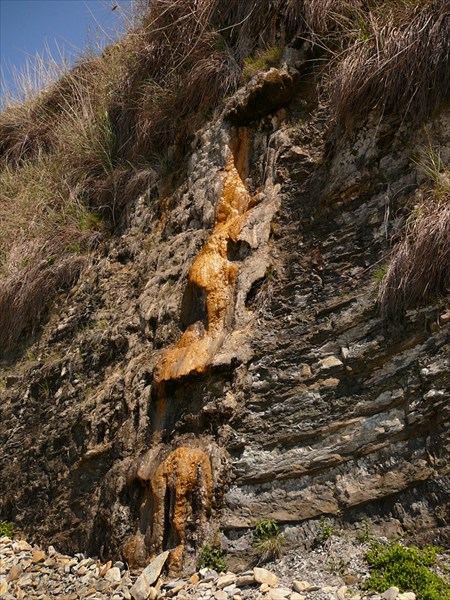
0;255;85;351
329;0;450;131
379;199;450;319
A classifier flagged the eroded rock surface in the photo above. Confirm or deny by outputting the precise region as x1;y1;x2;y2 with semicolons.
0;66;448;571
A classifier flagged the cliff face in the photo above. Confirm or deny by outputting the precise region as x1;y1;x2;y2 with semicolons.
1;49;449;574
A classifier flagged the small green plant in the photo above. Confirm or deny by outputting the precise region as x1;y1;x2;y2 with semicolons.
197;544;226;573
243;45;283;80
374;263;388;282
253;518;285;564
0;520;14;538
356;517;373;544
316;516;334;545
254;518;279;540
365;542;450;600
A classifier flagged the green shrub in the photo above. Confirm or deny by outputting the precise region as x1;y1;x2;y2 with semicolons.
197;544;226;573
316;516;334;545
356;517;373;544
254;518;280;541
366;542;450;600
0;520;14;538
253;518;285;564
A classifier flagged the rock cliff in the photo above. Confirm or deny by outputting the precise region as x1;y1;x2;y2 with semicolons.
0;0;449;576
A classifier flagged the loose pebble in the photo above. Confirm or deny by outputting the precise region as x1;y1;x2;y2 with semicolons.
0;535;442;600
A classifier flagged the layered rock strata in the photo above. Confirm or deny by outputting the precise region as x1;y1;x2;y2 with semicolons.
0;67;448;570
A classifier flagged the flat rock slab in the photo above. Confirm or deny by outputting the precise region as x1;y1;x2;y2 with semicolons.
267;587;292;599
253;567;278;587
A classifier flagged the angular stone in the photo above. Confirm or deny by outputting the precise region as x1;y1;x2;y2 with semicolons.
140;550;169;586
32;550;46;564
337;585;348;599
199;568;218;582
166;581;185;597
319;356;343;370
96;580;112;591
6;564;23;582
236;574;255;587
105;567;121;583
0;579;8;595
267;587;291;599
214;592;227;600
223;584;237;594
64;559;78;573
290;594;306;600
217;573;236;589
253;567;278;587
398;593;416;600
382;588;399;600
129;585;157;600
14;541;32;552
293;581;312;592
100;560;112;576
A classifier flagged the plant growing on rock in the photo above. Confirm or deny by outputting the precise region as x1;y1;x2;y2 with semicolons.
365;542;450;600
197;544;226;573
253;518;285;564
0;520;14;538
315;516;335;546
243;45;283;81
356;517;373;544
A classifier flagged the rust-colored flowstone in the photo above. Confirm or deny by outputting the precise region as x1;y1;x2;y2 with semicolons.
150;447;212;572
154;134;252;384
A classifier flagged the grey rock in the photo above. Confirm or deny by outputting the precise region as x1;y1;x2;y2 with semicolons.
381;588;399;600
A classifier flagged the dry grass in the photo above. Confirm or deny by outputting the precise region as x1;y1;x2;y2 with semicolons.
254;534;286;564
379;198;450;319
379;140;450;319
329;0;450;131
0;155;102;349
1;0;449;349
0;256;86;351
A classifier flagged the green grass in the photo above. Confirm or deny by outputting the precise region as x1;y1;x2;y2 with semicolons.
366;542;450;600
197;544;226;572
0;520;14;538
253;518;285;564
243;46;283;81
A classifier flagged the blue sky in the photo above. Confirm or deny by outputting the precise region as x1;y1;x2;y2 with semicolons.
0;0;132;101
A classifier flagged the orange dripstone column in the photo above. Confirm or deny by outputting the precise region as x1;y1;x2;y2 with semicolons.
154;141;253;384
149;447;213;572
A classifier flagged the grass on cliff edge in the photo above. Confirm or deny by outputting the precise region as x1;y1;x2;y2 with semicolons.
366;542;450;600
379;144;450;320
0;0;449;352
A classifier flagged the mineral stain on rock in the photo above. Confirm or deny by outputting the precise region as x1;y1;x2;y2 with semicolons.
154;131;254;385
124;447;213;573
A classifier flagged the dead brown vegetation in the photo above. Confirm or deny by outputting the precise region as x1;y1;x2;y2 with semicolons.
329;0;450;131
379;199;450;319
1;0;449;350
